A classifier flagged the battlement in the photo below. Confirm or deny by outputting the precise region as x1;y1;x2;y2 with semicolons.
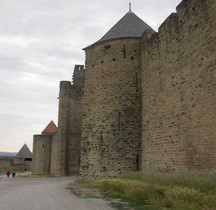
142;0;215;43
74;65;84;71
72;65;85;88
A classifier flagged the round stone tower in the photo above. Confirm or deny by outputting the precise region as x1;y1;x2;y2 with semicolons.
80;7;153;178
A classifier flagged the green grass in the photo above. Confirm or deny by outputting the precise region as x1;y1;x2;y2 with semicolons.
77;171;216;210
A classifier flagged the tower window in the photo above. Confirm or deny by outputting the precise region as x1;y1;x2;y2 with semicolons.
136;154;139;170
104;45;111;55
121;45;126;58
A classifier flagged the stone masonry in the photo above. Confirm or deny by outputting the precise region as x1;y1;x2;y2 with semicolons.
32;135;53;174
32;0;216;178
141;0;216;172
80;38;142;178
32;121;57;174
54;65;84;176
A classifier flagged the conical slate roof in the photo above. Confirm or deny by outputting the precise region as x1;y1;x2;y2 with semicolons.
16;144;32;159
41;120;58;135
100;11;152;42
84;10;153;49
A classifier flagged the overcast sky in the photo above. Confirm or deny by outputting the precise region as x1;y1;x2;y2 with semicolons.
0;0;182;152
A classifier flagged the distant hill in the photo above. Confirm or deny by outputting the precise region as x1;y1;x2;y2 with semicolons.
0;152;17;157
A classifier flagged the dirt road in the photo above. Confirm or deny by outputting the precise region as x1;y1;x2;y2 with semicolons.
0;176;115;210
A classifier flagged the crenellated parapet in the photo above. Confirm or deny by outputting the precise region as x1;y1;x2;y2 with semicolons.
142;0;215;52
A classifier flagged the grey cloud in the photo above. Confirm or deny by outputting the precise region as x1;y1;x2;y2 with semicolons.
0;0;182;152
0;54;26;71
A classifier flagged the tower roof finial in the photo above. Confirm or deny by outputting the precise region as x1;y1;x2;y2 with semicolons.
129;2;132;12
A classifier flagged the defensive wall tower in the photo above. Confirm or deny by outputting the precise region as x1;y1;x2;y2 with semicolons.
32;121;57;175
80;7;154;178
55;65;85;176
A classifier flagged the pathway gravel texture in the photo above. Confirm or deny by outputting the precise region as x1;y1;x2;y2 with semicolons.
0;175;115;210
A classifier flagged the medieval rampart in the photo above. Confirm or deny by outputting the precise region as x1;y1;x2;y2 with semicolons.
141;0;216;172
32;0;216;178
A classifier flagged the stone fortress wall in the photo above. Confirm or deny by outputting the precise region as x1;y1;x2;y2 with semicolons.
141;0;216;172
32;0;216;178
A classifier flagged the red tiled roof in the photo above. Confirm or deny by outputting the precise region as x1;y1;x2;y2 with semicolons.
42;120;58;134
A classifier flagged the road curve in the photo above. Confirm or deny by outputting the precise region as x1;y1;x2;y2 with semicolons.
0;176;114;210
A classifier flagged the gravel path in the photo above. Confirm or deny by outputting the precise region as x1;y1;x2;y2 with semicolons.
0;176;115;210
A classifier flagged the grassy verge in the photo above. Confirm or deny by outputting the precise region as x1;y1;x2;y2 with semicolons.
77;171;216;209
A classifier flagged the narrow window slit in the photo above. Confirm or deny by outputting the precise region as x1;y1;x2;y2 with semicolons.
100;131;103;142
118;112;121;131
121;45;126;58
136;73;139;91
104;45;111;55
136;154;139;170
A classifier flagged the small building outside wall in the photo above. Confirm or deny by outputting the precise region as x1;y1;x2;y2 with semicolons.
14;144;32;172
